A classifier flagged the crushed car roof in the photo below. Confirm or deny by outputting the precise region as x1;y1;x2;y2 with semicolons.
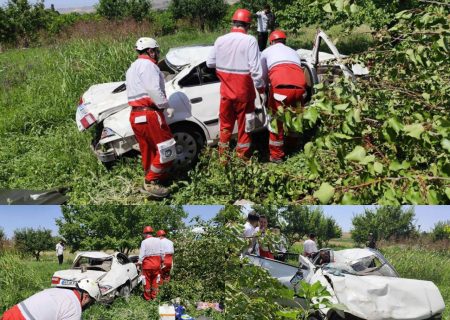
165;46;212;69
333;248;375;263
77;251;113;259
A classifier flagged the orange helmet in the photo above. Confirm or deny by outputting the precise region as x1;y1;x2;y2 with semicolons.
156;230;166;237
143;226;153;234
232;9;252;24
269;30;287;44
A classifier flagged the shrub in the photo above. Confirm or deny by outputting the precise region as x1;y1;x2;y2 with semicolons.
431;221;450;242
150;10;177;36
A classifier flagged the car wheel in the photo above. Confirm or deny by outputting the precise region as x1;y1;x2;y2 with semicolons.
119;282;131;301
170;123;205;170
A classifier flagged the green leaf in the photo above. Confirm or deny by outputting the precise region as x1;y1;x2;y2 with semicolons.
345;146;366;162
387;117;403;134
334;133;353;140
350;3;358;13
314;182;335;204
341;192;358;204
303;107;319;124
403;123;425;139
360;155;375;165
335;0;344;11
441;138;450;153
422;92;430;101
323;3;333;13
304;142;314;156
334;103;349;111
389;160;410;171
445;187;450;200
373;162;383;174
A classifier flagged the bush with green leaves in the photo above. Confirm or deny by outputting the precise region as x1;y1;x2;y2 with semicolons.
431;220;450;242
169;0;228;31
57;205;187;254
351;206;417;244
13;228;54;261
149;10;177;36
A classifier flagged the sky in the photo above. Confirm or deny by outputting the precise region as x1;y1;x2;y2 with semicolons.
0;205;449;238
0;0;98;8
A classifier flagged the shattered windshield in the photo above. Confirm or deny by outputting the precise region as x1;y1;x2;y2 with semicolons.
73;256;113;272
323;255;397;277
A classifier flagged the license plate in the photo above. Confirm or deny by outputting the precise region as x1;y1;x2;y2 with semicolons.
77;104;88;117
61;279;76;286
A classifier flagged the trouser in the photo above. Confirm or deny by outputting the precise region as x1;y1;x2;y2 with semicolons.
142;268;161;300
219;97;255;159
1;305;26;320
58;254;63;265
259;248;274;259
258;32;269;51
268;86;305;161
161;263;172;282
129;109;175;183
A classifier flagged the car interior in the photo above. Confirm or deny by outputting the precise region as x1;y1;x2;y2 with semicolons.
74;256;113;272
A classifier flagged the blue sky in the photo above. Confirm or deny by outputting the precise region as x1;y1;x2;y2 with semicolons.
0;205;448;238
0;0;98;8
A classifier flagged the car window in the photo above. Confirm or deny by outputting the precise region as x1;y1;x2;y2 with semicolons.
74;256;113;272
198;62;219;85
116;253;130;265
179;67;201;87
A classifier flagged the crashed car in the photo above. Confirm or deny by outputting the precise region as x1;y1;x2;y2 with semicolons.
247;248;445;320
76;30;366;168
51;251;140;303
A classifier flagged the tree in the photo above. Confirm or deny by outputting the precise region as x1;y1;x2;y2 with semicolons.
13;228;54;261
0;227;5;250
431;220;450;242
351;206;416;245
57;205;187;254
169;0;227;31
97;0;129;20
127;0;151;22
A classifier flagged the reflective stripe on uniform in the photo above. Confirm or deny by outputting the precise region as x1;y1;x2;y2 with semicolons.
218;142;229;148
149;165;168;174
269;139;284;146
237;143;251;149
216;66;250;74
19;303;36;320
268;60;302;70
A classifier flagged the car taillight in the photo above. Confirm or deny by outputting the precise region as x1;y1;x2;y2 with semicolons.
80;113;96;129
79;96;84;105
51;277;60;284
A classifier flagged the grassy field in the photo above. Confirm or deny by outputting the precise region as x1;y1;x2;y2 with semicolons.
0;27;373;205
0;251;224;319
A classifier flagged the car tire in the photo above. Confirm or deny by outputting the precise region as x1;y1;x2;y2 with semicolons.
170;123;205;170
119;282;131;301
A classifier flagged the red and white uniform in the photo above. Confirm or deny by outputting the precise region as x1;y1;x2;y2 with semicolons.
207;28;264;158
139;236;163;300
2;288;82;320
126;55;176;182
160;237;174;282
261;43;306;161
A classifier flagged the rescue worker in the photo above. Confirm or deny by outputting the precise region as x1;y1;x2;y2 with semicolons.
157;230;174;282
138;226;163;300
126;37;177;198
261;30;307;163
206;9;265;160
1;278;99;320
256;215;274;259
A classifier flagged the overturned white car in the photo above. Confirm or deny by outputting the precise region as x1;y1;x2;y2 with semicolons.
51;251;140;303
76;30;365;169
247;248;445;320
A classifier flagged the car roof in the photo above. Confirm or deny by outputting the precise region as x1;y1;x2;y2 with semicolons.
333;248;375;263
76;251;113;259
165;45;213;69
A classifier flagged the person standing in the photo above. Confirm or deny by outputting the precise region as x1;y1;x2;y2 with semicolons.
303;233;318;258
56;240;65;265
367;232;377;249
261;30;307;163
126;37;177;198
207;9;265;160
138;226;163;300
1;279;99;320
157;230;174;283
256;5;276;51
257;215;274;259
243;211;260;254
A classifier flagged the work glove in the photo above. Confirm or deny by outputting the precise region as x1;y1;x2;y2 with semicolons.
166;108;175;118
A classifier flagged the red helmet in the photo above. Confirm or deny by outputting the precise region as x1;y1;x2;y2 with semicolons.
269;30;287;44
156;230;166;237
143;226;153;234
232;9;252;24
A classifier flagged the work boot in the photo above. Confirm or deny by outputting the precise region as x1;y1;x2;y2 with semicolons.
142;181;170;198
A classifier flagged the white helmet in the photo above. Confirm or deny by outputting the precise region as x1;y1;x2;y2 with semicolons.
77;278;100;300
135;37;159;51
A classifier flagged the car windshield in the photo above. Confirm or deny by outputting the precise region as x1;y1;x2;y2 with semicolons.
323;256;397;277
73;256;113;272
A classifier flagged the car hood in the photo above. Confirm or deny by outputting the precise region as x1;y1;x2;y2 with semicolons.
328;273;445;320
53;269;106;282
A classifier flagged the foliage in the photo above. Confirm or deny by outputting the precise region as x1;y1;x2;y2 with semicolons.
57;205;187;254
13;228;54;261
254;205;342;246
351;206;416;244
127;0;152;22
169;0;228;31
431;220;450;241
149;10;177;36
97;0;129;20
